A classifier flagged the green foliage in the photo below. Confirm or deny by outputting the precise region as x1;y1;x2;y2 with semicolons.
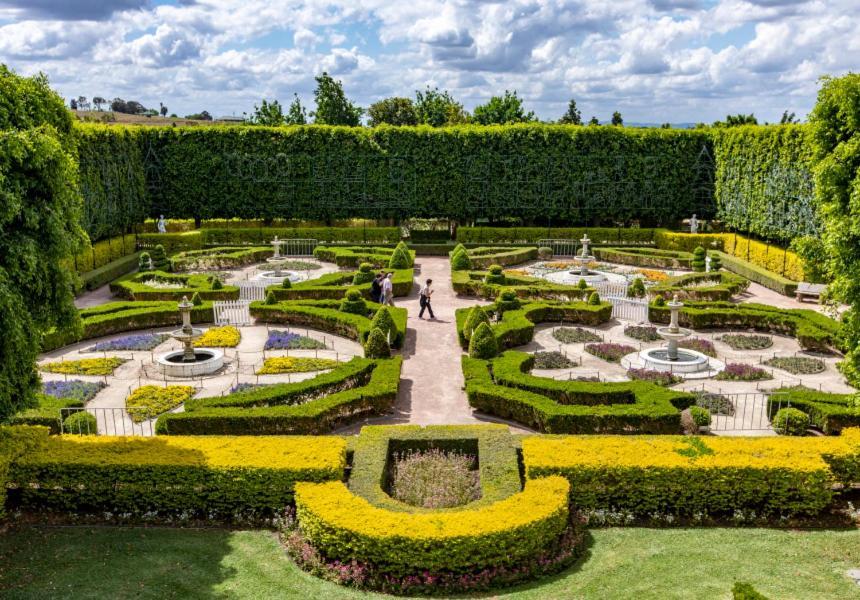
462;306;491;342
63;411;97;435
472;91;535;125
689;406;711;427
367;97;418;126
339;289;368;315
450;249;471;270
809;73;860;387
0;65;72;133
311;72;362;126
588;292;600;305
369;306;396;342
709;251;722;271
250;99;285;126
451;243;466;255
611;111;623;126
789;236;827;283
468;322;499;359
414;87;468;127
364;328;391;359
265;291;276;305
190;292;202;306
538;246;553;259
466;246;537;269
767;388;859;435
650;271;749;302
653;295;666;307
110;271;238;301
772;407;809;436
138;252;152;271
558;99;582;125
210;277;223;290
352;262;375;285
150;244;169;270
285;94;307;125
692;246;706;272
484;264;506;285
388;246;411;269
496;290;521;313
732;582;770;600
578;278;589;291
281;278;291;289
628;277;646;298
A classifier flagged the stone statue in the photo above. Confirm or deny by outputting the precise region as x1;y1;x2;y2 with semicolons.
157;215;167;234
689;214;698;234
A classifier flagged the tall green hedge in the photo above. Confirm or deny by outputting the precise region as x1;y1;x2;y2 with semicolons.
713;125;818;242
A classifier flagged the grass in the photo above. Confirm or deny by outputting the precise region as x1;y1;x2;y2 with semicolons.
1;525;858;599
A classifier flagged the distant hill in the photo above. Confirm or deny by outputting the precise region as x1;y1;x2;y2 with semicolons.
73;110;231;126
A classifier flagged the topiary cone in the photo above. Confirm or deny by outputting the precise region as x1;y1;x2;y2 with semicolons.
463;306;490;342
468;322;499;359
364;327;391;358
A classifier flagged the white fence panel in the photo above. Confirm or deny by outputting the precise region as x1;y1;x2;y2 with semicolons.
538;238;579;257
593;281;629;298
214;300;252;326
608;297;648;323
238;281;269;301
281;238;317;256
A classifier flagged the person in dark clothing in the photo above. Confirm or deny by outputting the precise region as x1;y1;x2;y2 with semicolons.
370;272;384;303
418;278;435;319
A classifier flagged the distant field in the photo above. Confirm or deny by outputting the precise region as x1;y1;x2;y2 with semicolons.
73;110;240;126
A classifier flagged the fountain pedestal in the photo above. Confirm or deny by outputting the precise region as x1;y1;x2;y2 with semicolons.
155;296;224;377
568;234;606;283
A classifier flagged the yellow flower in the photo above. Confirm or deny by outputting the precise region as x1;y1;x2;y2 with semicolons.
257;357;340;374
194;326;241;348
41;357;127;376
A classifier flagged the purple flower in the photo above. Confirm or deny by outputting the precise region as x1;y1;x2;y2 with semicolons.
88;333;167;352
42;379;105;402
264;330;327;351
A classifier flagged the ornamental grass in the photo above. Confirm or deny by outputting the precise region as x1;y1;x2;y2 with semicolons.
257;357;340;374
41;357;128;376
193;326;241;348
763;356;826;375
126;385;196;422
389;449;481;509
552;327;601;344
715;363;772;381
584;343;636;363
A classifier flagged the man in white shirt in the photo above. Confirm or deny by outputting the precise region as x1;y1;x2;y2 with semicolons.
418;278;435;319
382;272;394;306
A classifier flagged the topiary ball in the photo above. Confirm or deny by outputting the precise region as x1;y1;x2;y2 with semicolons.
451;249;471;271
689;406;711;428
709;251;722;271
772;407;809;436
352;263;376;285
463;306;491;342
340;289;368;315
63;411;97;435
282;278;292;289
151;244;169;271
190;292;202;306
588;291;601;305
653;295;666;307
138;252;152;272
496;289;521;314
692;246;706;272
577;278;588;290
484;264;505;285
364;327;391;358
538;246;553;260
264;291;277;305
370;306;397;343
468;322;499;359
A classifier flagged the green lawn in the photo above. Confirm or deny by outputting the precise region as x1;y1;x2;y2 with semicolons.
1;526;858;599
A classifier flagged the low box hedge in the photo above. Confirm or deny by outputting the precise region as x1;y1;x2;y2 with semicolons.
593;247;693;269
768;389;860;435
295;475;569;576
156;357;402;435
250;299;407;348
169;246;272;271
650;271;749;301
648;300;841;352
267;268;413;301
522;430;860;517
78;251;142;292
110;271;239;301
313;245;414;268
716;252;798;296
451;269;595;301
8;434;345;517
463;246;538;269
463;352;694;434
8;394;86;434
41;301;215;352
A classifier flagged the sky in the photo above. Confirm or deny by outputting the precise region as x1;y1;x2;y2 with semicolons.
0;0;857;123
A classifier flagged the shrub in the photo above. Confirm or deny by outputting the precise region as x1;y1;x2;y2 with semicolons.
452;243;466;256
469;322;499;359
41;357;127;376
194;326;240;348
484;264;506;285
364;328;391;358
585;343;635;363
352;263;375;285
451;249;471;271
772;407;809;436
210;277;223;290
552;327;601;344
716;363;772;381
257;357;340;374
577;279;588;291
390;449;480;509
496;289;521;313
538;246;553;260
718;334;772;350
653;295;666;307
628;277;646;298
627;368;682;387
388;247;411;269
281;278;292;289
150;245;169;270
763;356;825;375
339;289;368;315
689;406;711;427
126;385;196;422
369;306;396;342
190;292;202;306
624;325;660;342
138;252;152;271
692;246;706;272
63;411;97;435
588;291;600;305
265;291;277;305
463;306;491;342
533;351;575;369
709;251;722;271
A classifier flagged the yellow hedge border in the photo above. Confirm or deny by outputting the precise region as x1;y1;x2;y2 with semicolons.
295;476;569;573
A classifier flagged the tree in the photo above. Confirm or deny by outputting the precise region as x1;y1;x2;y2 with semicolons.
251;98;285;126
77;96;89;111
611;111;623;126
92;96;106;111
660;123;672;129
110;97;126;112
558;99;582;125
715;113;758;127
185;111;212;120
285;94;307;125
159;102;168;117
588;116;599;125
780;110;799;124
70;98;78;110
125;101;145;115
367;97;418;126
472;90;535;125
311;72;362;126
414;87;468;126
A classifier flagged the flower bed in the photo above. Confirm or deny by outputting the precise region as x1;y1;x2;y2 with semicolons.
389;449;480;509
626;368;682;387
533;351;576;369
715;363;772;381
717;334;773;350
41;357;127;376
695;391;735;416
42;380;105;403
110;271;239;301
585;343;636;363
451;268;597;301
650;271;749;302
264;331;327;350
169;246;274;271
192;326;240;348
87;333;168;352
624;325;660;342
126;385;196;422
594;247;693;269
552;326;602;344
763;356;826;375
678;337;717;357
256;357;340;374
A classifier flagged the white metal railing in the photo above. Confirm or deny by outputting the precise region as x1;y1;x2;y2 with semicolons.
593;281;629;298
281;238;317;256
538;238;579;257
214;300;252;326
238;281;269;301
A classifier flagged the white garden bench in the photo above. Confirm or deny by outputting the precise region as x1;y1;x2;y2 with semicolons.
795;282;826;303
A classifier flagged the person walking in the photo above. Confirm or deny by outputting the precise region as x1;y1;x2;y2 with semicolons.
418;278;435;319
370;272;384;303
382;272;394;306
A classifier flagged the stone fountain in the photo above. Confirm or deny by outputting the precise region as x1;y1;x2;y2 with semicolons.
155;296;224;377
569;234;606;283
254;236;304;283
538;233;622;286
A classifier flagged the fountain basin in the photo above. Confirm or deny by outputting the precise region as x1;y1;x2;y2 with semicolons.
540;269;625;286
621;348;725;379
156;348;224;377
253;270;304;283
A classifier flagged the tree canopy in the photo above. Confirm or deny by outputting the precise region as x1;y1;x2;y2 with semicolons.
312;72;362;126
367;97;418;126
472;90;535;125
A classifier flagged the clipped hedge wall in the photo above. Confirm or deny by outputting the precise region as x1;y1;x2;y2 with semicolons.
267;268;413;301
110;271;239;301
8;434;345;517
650;271;749;301
593;247;693;269
78;251;142;291
457;227;659;245
202;227;400;246
156;357;402;435
451;269;596;302
523;430;860;517
464;352;694;434
464;246;538;269
768;388;860;435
